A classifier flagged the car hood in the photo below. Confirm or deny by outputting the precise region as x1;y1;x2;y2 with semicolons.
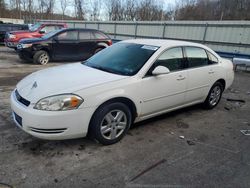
10;30;31;34
16;63;127;103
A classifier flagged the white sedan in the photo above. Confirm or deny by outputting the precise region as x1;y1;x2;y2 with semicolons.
11;39;234;145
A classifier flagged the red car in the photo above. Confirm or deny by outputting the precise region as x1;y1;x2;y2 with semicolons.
5;22;67;49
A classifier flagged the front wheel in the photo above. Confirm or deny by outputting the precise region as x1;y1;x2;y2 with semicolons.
203;82;223;109
33;50;50;65
89;102;132;145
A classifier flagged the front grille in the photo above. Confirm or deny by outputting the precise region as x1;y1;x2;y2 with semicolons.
29;127;67;134
15;90;30;107
13;112;22;126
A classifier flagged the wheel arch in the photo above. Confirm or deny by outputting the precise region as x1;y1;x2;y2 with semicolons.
215;78;226;91
33;45;51;58
88;97;138;132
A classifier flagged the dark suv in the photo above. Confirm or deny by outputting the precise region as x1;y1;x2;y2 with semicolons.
17;28;112;64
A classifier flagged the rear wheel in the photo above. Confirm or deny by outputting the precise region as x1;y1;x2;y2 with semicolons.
33;50;50;65
89;102;132;145
203;82;223;109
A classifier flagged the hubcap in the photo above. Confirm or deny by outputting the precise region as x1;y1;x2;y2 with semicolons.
39;53;49;64
209;86;221;106
100;110;127;140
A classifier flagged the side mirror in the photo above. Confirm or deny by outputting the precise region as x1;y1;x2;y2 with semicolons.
39;30;45;34
152;66;170;76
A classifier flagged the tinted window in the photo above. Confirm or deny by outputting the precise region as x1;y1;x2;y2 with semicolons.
79;31;91;40
207;51;219;64
40;26;57;33
155;47;184;71
84;43;159;76
186;47;209;68
93;32;107;39
29;23;41;32
42;30;59;39
55;25;64;30
57;31;78;40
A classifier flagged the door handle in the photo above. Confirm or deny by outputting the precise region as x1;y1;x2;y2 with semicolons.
208;70;214;74
177;75;186;81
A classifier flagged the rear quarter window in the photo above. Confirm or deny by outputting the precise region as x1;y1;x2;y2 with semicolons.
79;32;91;40
207;51;219;64
93;32;108;39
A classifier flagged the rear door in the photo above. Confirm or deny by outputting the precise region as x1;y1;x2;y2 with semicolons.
52;30;79;60
184;46;219;103
78;31;96;60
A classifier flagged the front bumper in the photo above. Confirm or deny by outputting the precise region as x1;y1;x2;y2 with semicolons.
10;90;95;140
17;48;34;60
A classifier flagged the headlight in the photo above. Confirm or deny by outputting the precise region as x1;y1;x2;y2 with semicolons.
9;34;16;39
21;43;32;48
34;94;83;111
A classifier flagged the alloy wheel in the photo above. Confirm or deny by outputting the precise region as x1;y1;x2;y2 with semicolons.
100;110;127;140
39;53;49;65
209;85;221;106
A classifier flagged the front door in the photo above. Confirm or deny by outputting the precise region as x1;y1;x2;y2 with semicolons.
139;47;188;116
78;31;97;60
52;30;79;60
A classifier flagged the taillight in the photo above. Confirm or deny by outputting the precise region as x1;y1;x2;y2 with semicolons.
107;40;112;46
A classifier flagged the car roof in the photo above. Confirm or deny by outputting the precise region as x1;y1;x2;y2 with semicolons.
41;23;66;26
60;28;103;32
122;39;209;49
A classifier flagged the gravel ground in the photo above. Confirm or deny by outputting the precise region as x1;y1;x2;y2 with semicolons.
0;46;250;188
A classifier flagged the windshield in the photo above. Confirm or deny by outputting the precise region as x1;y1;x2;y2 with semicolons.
84;43;159;76
29;23;41;32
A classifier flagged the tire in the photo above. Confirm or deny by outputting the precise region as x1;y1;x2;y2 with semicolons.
203;82;223;109
33;50;50;65
89;102;132;145
94;48;104;54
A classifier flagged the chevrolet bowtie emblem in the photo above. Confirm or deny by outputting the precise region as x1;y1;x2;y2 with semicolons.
31;81;38;89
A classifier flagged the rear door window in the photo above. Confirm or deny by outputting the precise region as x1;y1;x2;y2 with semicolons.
40;26;58;33
185;47;209;68
154;47;184;71
79;31;91;40
55;25;64;30
57;31;78;41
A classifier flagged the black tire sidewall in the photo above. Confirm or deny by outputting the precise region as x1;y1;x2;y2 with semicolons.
204;82;223;109
89;102;132;145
